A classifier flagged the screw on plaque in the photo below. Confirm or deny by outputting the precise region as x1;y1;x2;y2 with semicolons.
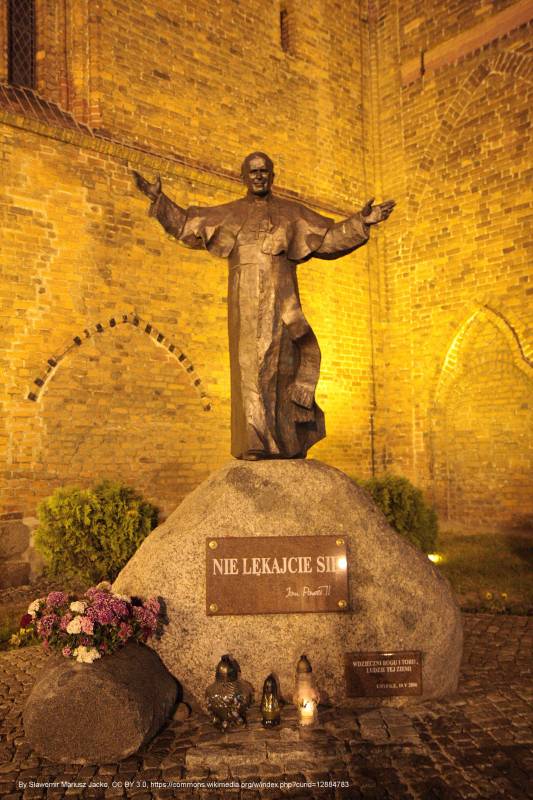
336;538;345;546
209;603;218;613
209;540;218;549
337;600;348;609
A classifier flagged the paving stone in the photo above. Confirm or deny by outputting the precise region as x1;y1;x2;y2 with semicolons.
0;614;531;798
184;766;210;779
186;742;266;771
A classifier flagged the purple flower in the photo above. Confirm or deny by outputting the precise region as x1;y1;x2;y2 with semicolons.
46;591;68;608
20;613;33;628
96;608;114;625
118;622;133;641
60;612;73;631
145;597;161;616
133;606;157;632
111;598;130;619
38;613;58;637
28;585;161;659
85;587;109;602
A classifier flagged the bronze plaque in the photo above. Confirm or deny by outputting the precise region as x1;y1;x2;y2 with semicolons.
206;535;349;616
344;651;422;697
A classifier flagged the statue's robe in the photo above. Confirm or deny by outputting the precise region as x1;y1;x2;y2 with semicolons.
150;191;370;460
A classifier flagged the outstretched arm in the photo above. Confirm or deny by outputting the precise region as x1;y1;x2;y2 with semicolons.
132;170;161;202
131;170;187;239
361;197;396;225
315;198;396;258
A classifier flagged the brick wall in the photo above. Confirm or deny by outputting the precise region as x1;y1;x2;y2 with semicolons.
372;0;532;531
1;0;531;567
89;0;369;209
0;0;378;528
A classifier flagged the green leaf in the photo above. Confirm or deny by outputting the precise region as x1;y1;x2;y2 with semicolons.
34;481;159;583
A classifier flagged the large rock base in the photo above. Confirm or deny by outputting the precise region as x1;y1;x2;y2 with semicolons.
114;460;462;709
23;642;179;764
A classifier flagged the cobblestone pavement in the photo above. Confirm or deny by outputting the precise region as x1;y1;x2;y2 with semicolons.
0;613;531;800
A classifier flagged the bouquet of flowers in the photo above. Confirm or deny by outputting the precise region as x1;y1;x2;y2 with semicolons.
15;582;162;663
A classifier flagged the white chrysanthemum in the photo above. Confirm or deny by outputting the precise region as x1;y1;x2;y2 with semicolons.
74;646;101;664
27;598;44;616
69;600;87;614
66;617;82;634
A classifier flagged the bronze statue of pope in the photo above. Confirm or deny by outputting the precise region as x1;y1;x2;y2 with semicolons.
133;153;394;461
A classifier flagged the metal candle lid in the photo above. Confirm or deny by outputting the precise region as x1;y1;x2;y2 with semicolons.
215;654;238;682
296;655;313;673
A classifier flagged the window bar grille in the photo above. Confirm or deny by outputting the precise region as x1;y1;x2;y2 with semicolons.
8;0;36;89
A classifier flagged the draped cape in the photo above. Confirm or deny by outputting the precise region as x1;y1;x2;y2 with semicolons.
150;191;368;459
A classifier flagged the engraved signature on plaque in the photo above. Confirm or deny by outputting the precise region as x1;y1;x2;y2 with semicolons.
344;651;423;697
286;585;331;598
206;535;349;616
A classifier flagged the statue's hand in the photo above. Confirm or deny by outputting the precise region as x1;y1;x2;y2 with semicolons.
361;198;396;225
132;170;162;202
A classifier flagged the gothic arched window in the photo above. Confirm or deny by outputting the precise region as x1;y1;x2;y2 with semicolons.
8;0;36;89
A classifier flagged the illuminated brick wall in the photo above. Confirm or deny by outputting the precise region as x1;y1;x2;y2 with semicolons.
0;0;378;535
0;0;531;567
372;0;532;531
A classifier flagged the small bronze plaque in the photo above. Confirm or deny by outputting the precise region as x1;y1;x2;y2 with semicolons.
344;650;422;697
206;535;349;616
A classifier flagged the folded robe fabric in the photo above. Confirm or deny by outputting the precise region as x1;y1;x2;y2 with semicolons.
149;191;369;459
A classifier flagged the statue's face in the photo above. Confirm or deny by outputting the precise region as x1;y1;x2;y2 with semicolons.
243;155;274;196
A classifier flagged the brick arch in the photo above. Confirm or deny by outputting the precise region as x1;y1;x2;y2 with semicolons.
434;305;532;407
407;51;533;224
26;313;212;411
427;305;532;527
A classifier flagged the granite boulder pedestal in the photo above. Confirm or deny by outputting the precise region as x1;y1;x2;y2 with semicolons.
114;459;463;709
23;642;178;764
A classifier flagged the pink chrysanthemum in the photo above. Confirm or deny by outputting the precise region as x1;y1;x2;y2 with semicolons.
38;613;58;637
118;622;133;641
60;612;73;631
27;585;162;659
132;606;157;632
145;597;161;616
80;616;94;635
46;591;68;607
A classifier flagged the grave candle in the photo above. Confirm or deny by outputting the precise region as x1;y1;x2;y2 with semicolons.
294;655;319;727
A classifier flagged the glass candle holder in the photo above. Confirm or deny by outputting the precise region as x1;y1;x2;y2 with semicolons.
294;655;319;727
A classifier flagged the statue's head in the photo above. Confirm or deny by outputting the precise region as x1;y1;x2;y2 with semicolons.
241;152;274;197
